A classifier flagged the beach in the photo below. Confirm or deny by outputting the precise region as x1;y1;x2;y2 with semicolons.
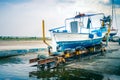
0;40;50;50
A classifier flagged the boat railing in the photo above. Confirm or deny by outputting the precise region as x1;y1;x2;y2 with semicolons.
49;26;65;32
49;26;106;34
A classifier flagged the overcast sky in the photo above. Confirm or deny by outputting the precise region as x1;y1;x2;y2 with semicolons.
0;0;120;37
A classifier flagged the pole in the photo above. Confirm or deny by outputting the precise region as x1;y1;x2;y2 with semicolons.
42;20;52;54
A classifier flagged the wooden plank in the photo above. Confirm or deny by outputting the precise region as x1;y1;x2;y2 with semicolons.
29;58;38;63
38;58;56;64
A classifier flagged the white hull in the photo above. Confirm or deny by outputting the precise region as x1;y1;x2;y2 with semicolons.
53;33;105;42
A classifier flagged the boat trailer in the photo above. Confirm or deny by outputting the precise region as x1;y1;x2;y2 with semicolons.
29;43;106;69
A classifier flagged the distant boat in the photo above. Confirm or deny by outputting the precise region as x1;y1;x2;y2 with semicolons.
110;28;118;37
110;0;118;38
49;13;111;52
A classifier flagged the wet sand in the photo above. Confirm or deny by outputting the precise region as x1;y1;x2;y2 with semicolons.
66;42;120;80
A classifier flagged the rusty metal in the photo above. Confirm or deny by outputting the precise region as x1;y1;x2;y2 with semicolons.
38;58;56;64
29;58;38;63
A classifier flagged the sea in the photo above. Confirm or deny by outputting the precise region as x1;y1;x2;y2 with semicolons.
0;42;120;80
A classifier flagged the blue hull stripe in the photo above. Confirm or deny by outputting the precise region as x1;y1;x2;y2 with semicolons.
57;38;102;51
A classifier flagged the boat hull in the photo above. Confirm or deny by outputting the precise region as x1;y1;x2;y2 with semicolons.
110;29;117;37
51;32;106;52
110;31;117;37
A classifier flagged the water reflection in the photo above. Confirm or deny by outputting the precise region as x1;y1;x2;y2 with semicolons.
0;56;24;64
29;66;104;80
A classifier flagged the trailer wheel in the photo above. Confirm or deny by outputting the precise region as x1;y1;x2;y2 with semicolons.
47;63;51;68
101;47;106;56
41;64;45;69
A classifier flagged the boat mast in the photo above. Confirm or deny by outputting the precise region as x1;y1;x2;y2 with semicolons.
111;0;115;29
112;0;114;23
111;0;118;30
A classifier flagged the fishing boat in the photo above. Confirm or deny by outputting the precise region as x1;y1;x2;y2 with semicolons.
110;28;117;37
49;13;111;52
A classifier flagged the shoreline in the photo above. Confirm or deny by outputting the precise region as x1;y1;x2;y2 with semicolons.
0;40;119;58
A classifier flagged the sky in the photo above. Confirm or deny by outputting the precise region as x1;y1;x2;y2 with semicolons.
0;0;120;37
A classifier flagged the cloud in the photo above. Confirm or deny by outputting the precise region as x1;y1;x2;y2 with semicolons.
99;0;120;8
0;0;31;4
0;0;68;37
0;0;120;37
110;0;120;7
56;0;76;4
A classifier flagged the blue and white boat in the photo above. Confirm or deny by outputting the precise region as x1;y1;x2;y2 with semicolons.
49;13;111;52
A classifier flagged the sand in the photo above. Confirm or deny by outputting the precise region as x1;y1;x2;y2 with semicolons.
0;40;51;51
